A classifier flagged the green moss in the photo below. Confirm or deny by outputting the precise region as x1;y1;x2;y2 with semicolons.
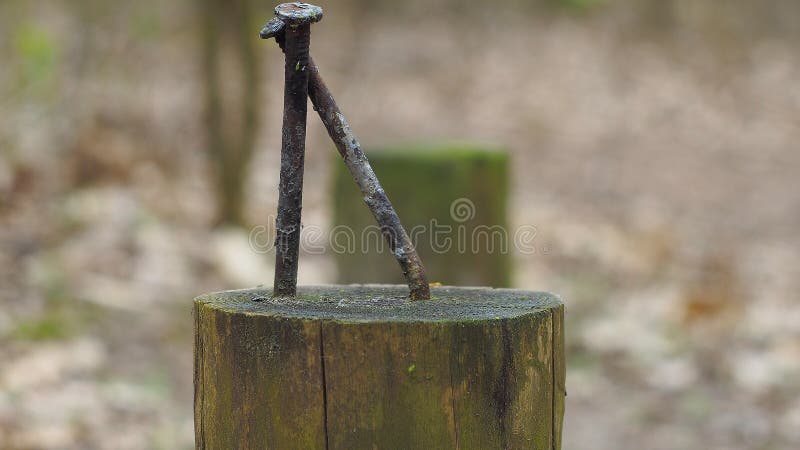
369;142;508;162
12;315;71;341
556;0;605;13
10;296;97;342
132;9;161;41
14;23;58;87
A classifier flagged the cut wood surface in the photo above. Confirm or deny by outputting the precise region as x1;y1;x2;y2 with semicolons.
194;285;564;449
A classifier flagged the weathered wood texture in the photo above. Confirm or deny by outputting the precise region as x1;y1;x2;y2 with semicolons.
194;285;564;449
332;146;511;287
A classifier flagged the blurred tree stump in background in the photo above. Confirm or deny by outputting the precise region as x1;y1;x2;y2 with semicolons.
200;0;260;226
332;145;511;287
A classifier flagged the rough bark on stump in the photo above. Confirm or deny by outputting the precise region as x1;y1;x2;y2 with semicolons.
332;145;511;287
194;285;564;449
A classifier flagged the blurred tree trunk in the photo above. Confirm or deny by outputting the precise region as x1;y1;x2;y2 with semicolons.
201;0;260;226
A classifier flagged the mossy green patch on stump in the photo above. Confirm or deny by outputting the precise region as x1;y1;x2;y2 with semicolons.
194;285;564;449
332;144;511;287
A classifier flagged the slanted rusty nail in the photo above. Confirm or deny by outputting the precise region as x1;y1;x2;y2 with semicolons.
260;16;431;300
272;3;322;297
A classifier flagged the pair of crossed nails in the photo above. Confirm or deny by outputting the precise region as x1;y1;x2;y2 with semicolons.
261;4;431;301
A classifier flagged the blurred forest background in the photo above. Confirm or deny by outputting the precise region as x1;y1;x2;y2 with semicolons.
2;0;800;448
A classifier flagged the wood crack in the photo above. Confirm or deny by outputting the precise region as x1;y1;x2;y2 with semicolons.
319;322;330;450
449;364;460;449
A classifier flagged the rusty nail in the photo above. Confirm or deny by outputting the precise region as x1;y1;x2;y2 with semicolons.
260;15;431;300
272;3;322;297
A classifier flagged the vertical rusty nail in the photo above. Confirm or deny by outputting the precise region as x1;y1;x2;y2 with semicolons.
273;3;323;297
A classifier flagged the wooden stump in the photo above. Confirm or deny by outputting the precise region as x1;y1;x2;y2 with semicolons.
194;285;564;449
332;145;511;287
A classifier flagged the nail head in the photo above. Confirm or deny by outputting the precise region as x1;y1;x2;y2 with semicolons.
274;2;323;25
260;17;286;39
